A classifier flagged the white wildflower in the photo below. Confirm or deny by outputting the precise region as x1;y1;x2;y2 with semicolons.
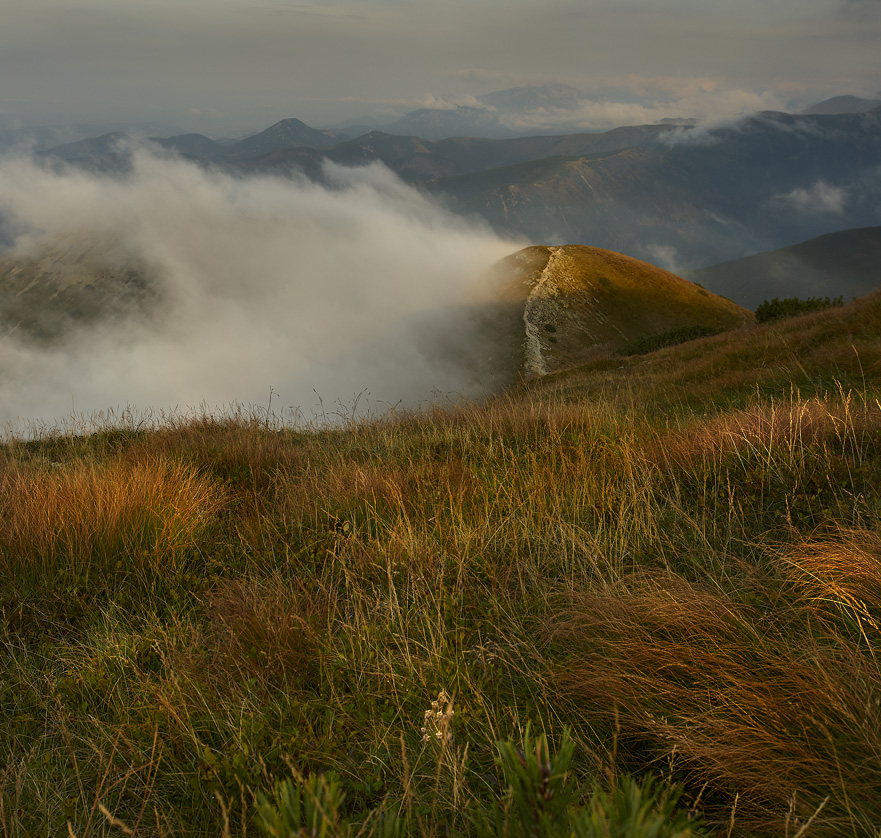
420;690;454;744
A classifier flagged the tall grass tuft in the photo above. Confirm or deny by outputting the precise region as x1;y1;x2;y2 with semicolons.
781;529;881;646
651;390;881;473
554;571;881;834
0;456;225;585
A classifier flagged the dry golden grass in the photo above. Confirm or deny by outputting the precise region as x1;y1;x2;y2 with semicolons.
781;528;881;641
648;390;881;472
0;456;225;581
492;244;751;374
208;574;329;688
133;414;306;492
554;568;881;834
530;289;881;412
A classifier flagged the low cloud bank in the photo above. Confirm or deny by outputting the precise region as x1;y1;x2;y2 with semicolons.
500;86;788;134
344;78;790;136
772;179;848;214
0;150;521;431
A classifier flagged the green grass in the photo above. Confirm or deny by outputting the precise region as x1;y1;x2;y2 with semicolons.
2;295;881;835
615;325;722;357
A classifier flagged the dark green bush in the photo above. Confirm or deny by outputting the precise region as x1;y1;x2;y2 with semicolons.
755;296;843;323
616;325;721;357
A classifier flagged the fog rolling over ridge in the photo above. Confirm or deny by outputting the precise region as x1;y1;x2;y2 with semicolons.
0;151;520;429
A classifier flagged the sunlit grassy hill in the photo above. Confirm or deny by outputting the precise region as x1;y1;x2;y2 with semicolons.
2;282;881;835
489;244;751;378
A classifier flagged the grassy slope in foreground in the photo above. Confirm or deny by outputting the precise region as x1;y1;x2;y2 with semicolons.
528;285;881;413
1;293;881;836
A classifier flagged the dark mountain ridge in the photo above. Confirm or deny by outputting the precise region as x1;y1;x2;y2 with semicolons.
802;95;881;115
686;226;881;309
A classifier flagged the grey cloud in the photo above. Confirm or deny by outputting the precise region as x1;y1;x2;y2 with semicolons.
0;150;521;429
645;244;685;276
2;1;880;130
493;83;788;133
450;68;533;86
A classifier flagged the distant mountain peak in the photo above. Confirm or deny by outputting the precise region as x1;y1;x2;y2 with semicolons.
265;118;311;131
222;117;343;158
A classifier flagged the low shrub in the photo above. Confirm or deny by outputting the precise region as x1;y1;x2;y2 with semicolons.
616;326;721;357
755;296;843;323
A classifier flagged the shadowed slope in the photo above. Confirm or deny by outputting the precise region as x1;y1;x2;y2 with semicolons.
0;238;158;343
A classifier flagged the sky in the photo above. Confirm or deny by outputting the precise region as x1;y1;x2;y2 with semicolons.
1;0;880;135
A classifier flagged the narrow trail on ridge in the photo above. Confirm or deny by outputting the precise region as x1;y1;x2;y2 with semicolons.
522;245;562;377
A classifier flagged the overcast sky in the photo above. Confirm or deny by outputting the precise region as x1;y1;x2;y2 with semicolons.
1;0;880;134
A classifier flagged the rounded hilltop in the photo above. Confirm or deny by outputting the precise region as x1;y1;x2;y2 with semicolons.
485;244;754;380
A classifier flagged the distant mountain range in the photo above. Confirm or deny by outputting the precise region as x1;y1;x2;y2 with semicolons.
337;86;881;140
422;109;881;269
341;84;609;140
5;85;878;155
40;118;346;163
12;96;881;281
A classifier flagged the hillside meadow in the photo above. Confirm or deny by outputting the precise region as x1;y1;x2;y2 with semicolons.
2;291;881;836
